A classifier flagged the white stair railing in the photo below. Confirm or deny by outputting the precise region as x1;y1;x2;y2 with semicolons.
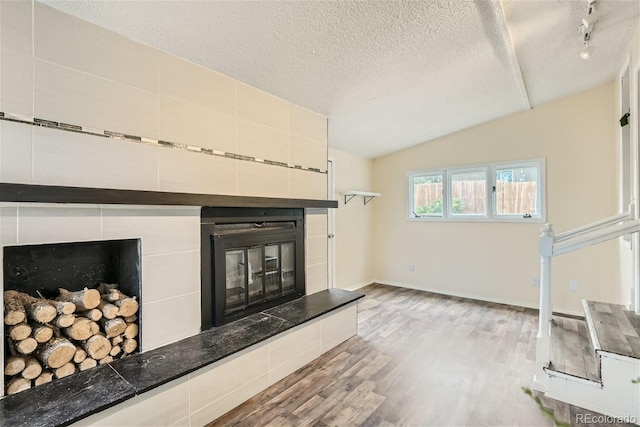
534;210;640;392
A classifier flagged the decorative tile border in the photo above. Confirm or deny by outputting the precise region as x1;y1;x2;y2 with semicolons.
0;112;327;174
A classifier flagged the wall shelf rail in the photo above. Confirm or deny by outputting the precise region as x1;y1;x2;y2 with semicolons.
341;191;381;205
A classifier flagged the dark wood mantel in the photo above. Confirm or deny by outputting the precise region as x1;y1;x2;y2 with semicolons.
0;183;338;209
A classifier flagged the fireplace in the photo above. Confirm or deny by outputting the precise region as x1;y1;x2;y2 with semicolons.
2;238;142;395
201;207;305;327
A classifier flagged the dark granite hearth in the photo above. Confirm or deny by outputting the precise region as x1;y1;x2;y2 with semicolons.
0;288;363;427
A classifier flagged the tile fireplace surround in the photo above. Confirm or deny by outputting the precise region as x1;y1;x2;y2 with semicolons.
0;184;361;427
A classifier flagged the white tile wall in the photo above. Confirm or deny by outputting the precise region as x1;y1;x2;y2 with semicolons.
101;207;200;256
0;0;32;54
237;161;290;198
306;263;330;295
189;374;270;427
306;235;329;267
142;251;200;303
32;127;159;191
159;96;236;153
291;169;328;200
291;135;328;171
188;343;270;412
306;211;328;238
34;60;158;139
34;2;158;93
0;207;18;246
71;377;190;427
142;291;201;351
289;103;327;142
269;319;323;385
159;53;236;115
0;4;336;421
237;119;289;163
0;121;32;184
17;206;102;245
237;83;290;131
1;48;33;117
158;149;238;195
67;303;358;427
321;305;358;351
1;0;329;204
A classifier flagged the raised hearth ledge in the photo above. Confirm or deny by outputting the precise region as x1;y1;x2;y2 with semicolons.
0;288;363;427
0;183;338;209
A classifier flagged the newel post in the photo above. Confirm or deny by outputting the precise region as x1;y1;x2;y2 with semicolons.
534;223;554;391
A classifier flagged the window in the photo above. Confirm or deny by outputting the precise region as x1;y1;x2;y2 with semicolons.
410;172;444;217
448;169;487;217
408;159;545;222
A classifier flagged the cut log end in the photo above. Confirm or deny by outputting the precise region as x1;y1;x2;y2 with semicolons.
4;290;27;325
98;300;119;320
64;318;93;341
83;335;112;360
80;308;102;322
54;362;75;379
34;371;54;386
101;317;127;338
32;324;54;343
98;355;114;365
21;358;43;380
115;297;139;318
58;288;101;311
79;357;97;371
73;348;87;364
124;323;139;339
54;313;76;328
15;337;38;355
29;302;57;324
6;377;31;395
123;338;138;354
38;338;76;369
9;323;32;341
4;310;26;326
5;356;26;376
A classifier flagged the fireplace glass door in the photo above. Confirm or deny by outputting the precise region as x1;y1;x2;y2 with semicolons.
201;207;305;328
225;241;295;313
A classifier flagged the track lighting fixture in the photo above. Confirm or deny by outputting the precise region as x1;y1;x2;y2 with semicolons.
580;43;594;60
578;0;598;60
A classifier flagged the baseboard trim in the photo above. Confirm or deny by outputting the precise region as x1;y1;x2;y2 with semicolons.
372;279;584;317
335;281;372;292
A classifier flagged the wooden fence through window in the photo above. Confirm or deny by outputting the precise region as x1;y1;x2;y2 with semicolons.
413;181;537;215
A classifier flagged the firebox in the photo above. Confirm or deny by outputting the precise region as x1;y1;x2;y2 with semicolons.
2;238;142;395
201;207;305;328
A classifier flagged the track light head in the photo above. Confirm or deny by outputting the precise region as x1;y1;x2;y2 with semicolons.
580;44;594;60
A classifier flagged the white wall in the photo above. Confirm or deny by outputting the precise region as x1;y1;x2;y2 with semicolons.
328;148;375;290
372;83;619;314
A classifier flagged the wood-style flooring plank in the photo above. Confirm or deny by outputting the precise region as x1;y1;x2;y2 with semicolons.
208;284;621;427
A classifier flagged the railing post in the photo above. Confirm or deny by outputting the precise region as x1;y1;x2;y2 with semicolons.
534;223;554;392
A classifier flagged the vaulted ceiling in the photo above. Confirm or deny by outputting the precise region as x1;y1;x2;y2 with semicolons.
42;0;639;159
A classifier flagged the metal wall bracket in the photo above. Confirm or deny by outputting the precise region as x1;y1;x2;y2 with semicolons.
341;191;381;205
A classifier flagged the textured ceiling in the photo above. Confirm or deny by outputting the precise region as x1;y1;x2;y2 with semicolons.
41;0;639;159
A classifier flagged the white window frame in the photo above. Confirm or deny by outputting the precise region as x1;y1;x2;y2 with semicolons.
408;158;546;223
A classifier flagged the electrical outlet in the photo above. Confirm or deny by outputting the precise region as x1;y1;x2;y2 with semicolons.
569;280;578;291
408;263;414;272
531;277;540;287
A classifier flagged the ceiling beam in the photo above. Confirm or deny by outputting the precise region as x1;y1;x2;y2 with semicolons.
493;0;531;110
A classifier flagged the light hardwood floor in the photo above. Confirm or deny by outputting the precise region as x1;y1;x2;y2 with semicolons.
207;284;624;426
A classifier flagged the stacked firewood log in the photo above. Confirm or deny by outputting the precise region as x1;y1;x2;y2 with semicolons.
3;283;138;395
